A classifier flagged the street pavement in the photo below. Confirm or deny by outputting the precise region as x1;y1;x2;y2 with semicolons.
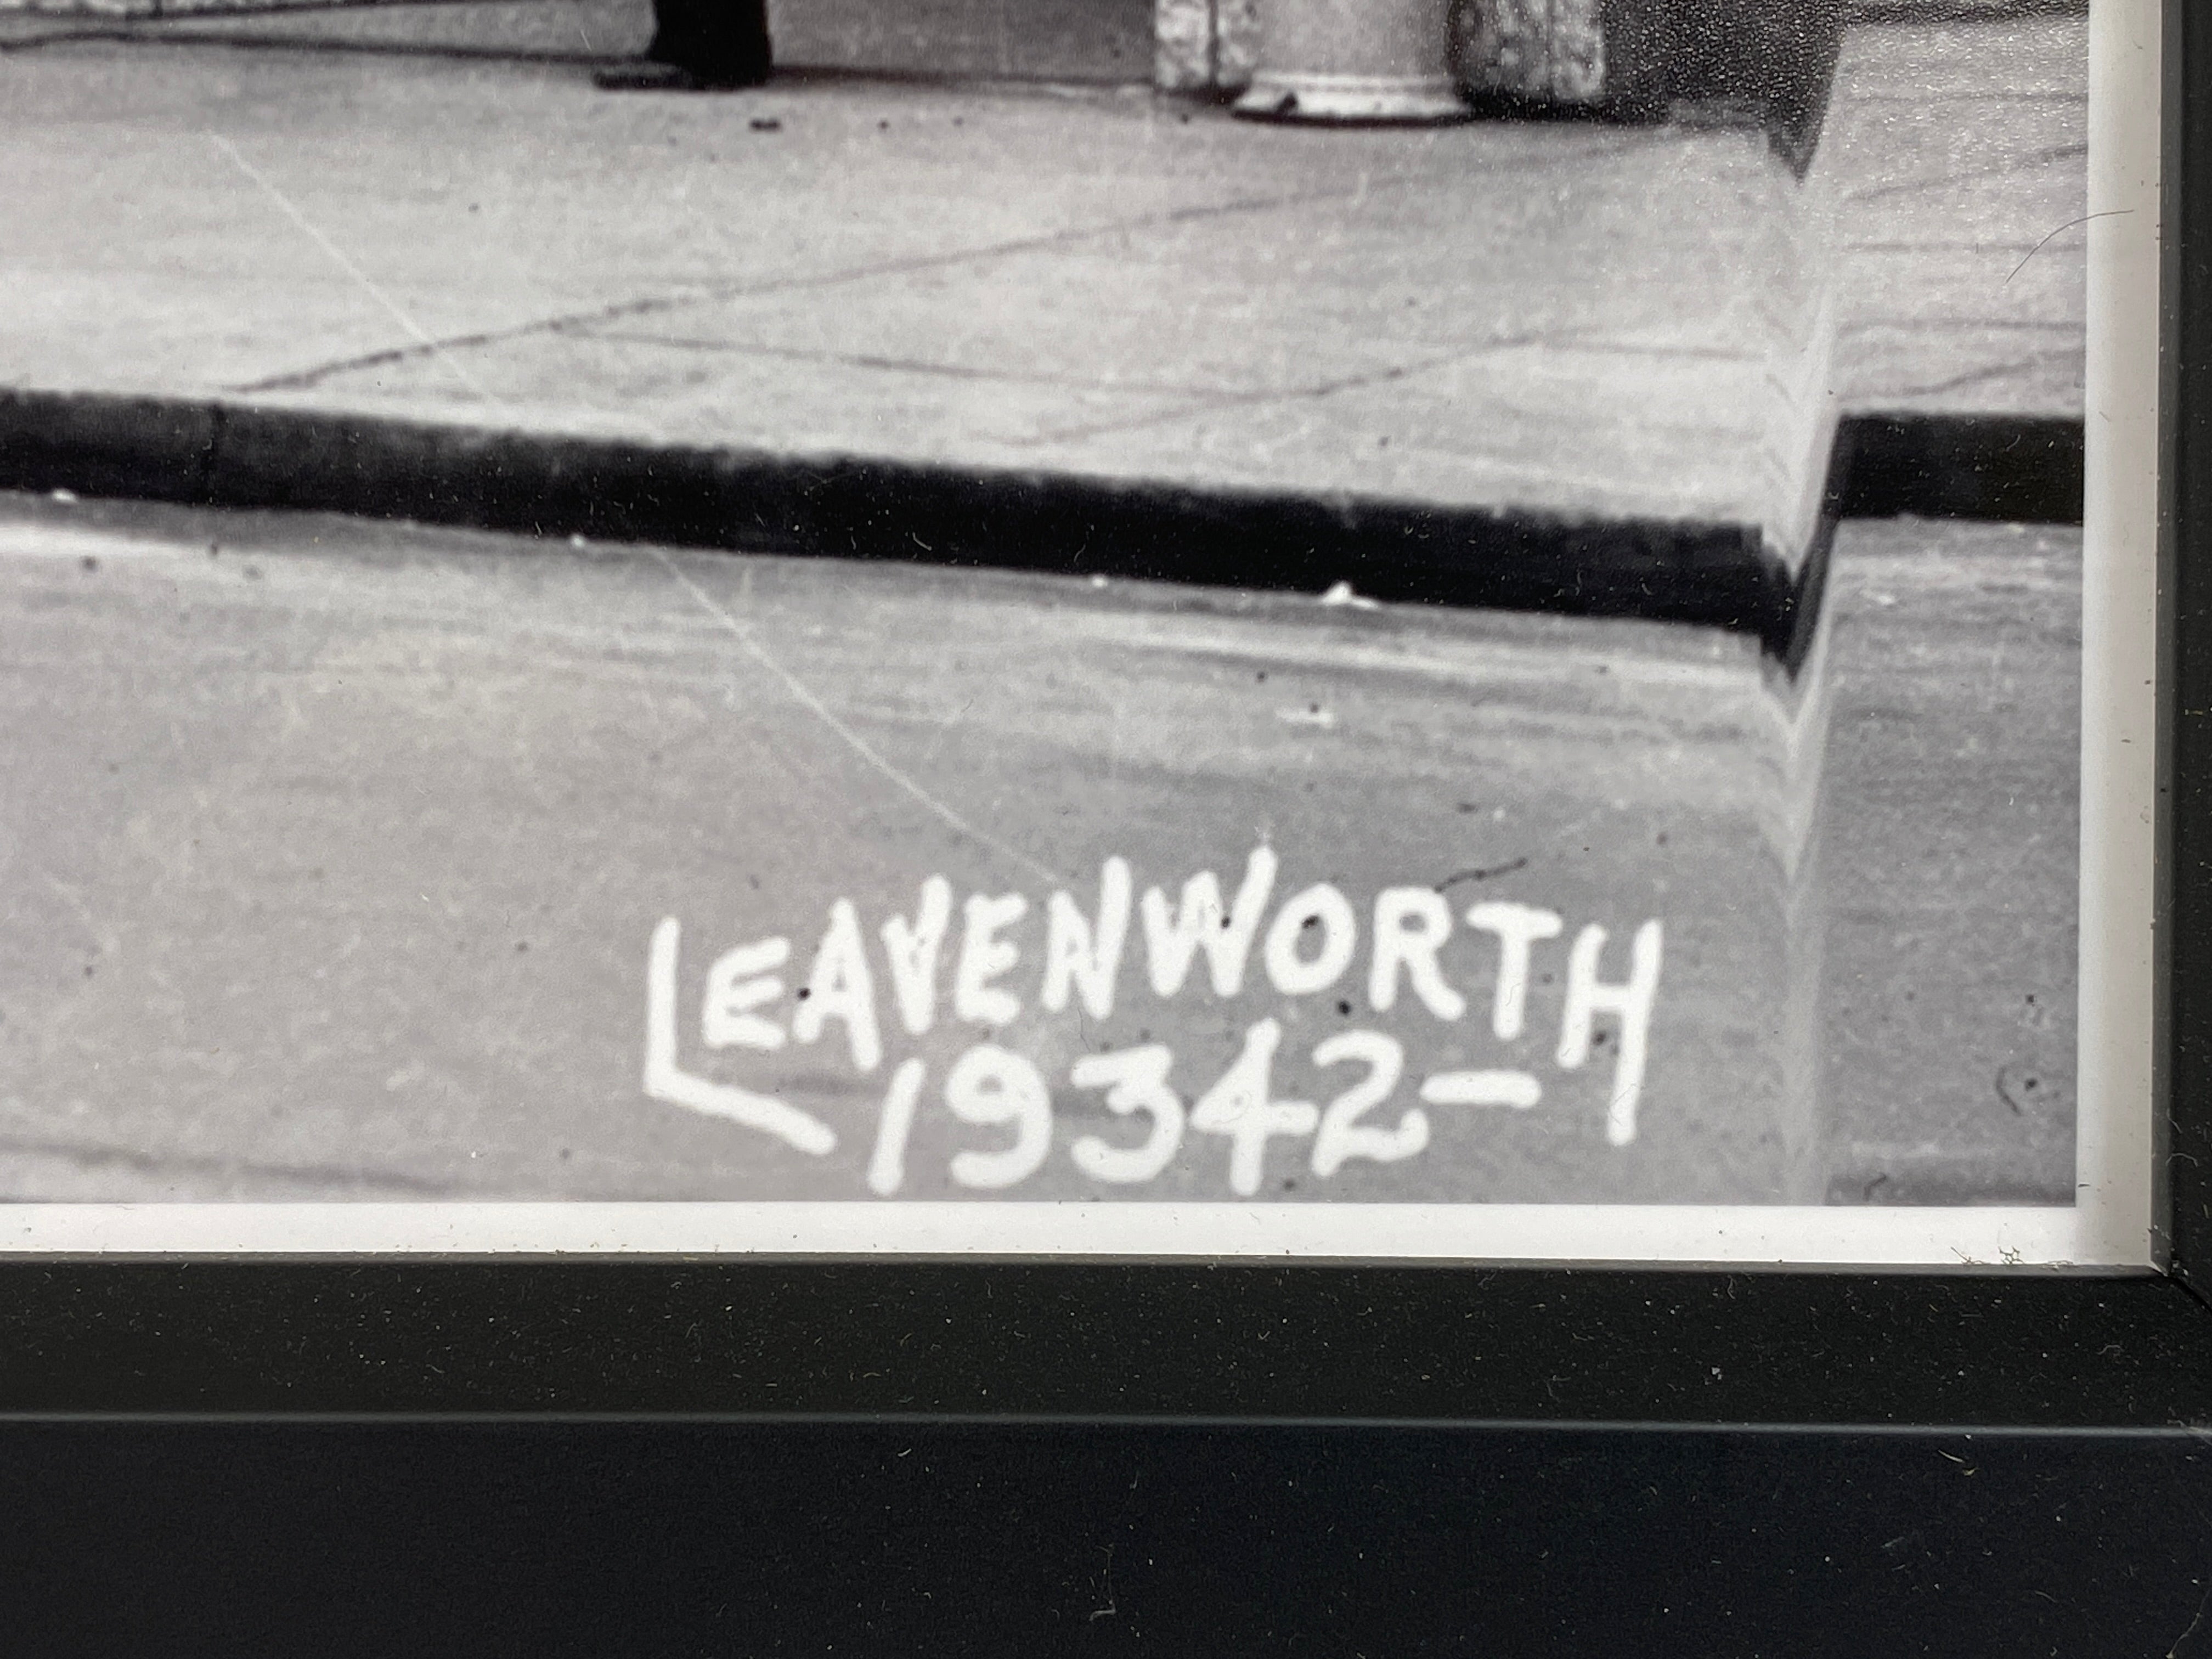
0;496;2074;1203
0;491;1823;1204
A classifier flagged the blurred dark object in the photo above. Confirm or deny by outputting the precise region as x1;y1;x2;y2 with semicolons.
600;0;771;88
1845;0;2084;19
1454;0;1845;166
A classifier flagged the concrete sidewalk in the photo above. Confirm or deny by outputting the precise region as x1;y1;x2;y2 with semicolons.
0;25;1818;544
1829;16;2085;417
0;8;2083;566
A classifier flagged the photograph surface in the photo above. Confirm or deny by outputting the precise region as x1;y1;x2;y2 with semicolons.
0;0;2148;1259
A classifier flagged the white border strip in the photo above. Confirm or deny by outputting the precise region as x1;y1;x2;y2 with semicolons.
0;1203;2114;1263
2072;0;2161;1271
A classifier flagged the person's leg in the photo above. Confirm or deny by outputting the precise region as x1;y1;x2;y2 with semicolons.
598;0;771;90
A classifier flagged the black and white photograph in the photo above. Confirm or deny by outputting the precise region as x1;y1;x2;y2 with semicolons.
0;0;2154;1259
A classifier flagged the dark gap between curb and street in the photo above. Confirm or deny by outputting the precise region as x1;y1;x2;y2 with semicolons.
0;390;2080;666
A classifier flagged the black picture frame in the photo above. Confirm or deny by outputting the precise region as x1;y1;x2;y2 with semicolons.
1;6;2207;1650
0;0;2197;1434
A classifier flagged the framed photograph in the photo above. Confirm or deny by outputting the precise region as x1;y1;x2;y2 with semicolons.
0;0;2200;1434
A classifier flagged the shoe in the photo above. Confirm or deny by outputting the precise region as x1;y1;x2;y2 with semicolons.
593;62;766;92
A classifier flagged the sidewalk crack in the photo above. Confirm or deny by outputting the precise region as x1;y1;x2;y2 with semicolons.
211;132;515;414
225;133;1645;397
577;332;1220;399
1002;324;1741;449
1843;141;2087;205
